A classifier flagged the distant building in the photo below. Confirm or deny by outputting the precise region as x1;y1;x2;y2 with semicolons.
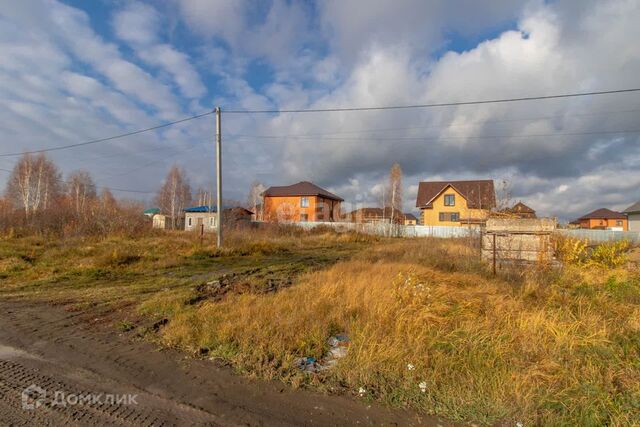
183;205;253;232
505;202;537;219
624;201;640;232
152;214;168;229
403;213;418;225
574;208;628;231
184;206;218;232
143;207;160;217
262;181;343;222
346;207;404;224
416;180;495;227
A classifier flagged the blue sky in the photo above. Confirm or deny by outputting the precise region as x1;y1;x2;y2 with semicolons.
1;0;640;219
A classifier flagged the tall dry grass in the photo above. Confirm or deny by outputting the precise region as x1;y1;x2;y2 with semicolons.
152;238;640;426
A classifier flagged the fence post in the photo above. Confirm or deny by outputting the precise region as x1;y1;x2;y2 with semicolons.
492;233;497;275
200;223;204;245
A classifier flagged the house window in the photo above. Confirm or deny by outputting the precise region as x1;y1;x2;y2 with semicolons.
439;212;460;222
300;197;309;208
209;217;215;226
444;194;455;206
616;220;623;226
188;217;192;227
300;213;308;222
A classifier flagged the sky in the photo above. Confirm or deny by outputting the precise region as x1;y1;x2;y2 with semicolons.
1;0;640;220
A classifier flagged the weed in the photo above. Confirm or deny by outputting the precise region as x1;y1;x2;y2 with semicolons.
118;320;135;332
589;240;630;268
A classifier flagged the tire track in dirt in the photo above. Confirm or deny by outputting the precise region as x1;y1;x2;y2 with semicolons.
0;300;446;426
0;353;221;426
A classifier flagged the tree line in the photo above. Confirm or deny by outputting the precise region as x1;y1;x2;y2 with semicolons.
0;153;146;236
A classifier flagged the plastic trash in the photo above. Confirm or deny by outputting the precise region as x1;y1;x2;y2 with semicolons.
297;334;350;373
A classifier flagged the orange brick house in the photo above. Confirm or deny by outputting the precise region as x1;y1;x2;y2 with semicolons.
575;208;628;231
262;181;343;222
416;180;496;227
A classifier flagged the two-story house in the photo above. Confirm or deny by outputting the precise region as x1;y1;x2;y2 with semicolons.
415;180;496;227
262;181;343;222
574;208;628;231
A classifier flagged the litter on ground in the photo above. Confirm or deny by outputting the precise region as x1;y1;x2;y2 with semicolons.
297;334;349;373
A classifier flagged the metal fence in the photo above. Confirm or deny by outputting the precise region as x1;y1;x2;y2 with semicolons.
293;221;478;238
289;221;640;244
557;229;640;244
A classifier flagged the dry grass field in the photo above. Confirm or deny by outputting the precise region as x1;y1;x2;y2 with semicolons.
1;227;639;425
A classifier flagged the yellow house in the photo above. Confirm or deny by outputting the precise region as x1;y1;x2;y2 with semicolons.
415;180;495;227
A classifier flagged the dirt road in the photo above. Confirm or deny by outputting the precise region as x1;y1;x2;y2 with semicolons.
0;300;446;426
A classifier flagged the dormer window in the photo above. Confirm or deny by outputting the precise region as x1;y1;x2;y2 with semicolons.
444;194;455;206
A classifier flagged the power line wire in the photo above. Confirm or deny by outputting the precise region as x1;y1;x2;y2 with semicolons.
0;110;214;158
229;106;640;139
224;88;640;114
228;127;640;143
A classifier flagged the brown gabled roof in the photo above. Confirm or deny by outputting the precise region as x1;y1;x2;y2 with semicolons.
510;202;535;214
403;213;418;221
416;180;495;209
624;201;640;214
263;181;344;201
578;208;626;220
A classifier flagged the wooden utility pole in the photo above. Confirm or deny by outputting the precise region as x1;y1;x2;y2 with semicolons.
215;107;223;247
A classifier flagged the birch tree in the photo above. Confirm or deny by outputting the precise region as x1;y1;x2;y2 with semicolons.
155;165;192;229
247;181;266;220
67;170;97;217
194;187;213;208
5;153;62;217
388;163;403;225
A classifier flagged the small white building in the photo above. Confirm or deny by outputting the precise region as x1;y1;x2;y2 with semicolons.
184;205;218;232
624;201;640;232
152;214;167;229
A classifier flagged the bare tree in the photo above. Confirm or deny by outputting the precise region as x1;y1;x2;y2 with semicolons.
388;163;403;225
247;181;266;221
5;153;63;217
155;165;192;229
495;178;513;212
194;186;213;209
67;170;97;217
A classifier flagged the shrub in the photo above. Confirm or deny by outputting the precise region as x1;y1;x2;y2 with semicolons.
555;236;588;265
589;240;630;268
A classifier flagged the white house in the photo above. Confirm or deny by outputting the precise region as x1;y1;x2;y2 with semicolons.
624;201;640;232
184;205;218;232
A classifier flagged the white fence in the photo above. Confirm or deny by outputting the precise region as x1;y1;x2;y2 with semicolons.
293;221;478;238
557;229;640;244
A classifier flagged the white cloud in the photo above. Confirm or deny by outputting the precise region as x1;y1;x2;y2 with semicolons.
2;0;640;216
112;2;160;45
176;0;312;67
112;2;207;99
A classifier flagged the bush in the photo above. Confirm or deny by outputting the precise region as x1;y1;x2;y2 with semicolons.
556;237;630;268
589;240;630;268
555;236;588;265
